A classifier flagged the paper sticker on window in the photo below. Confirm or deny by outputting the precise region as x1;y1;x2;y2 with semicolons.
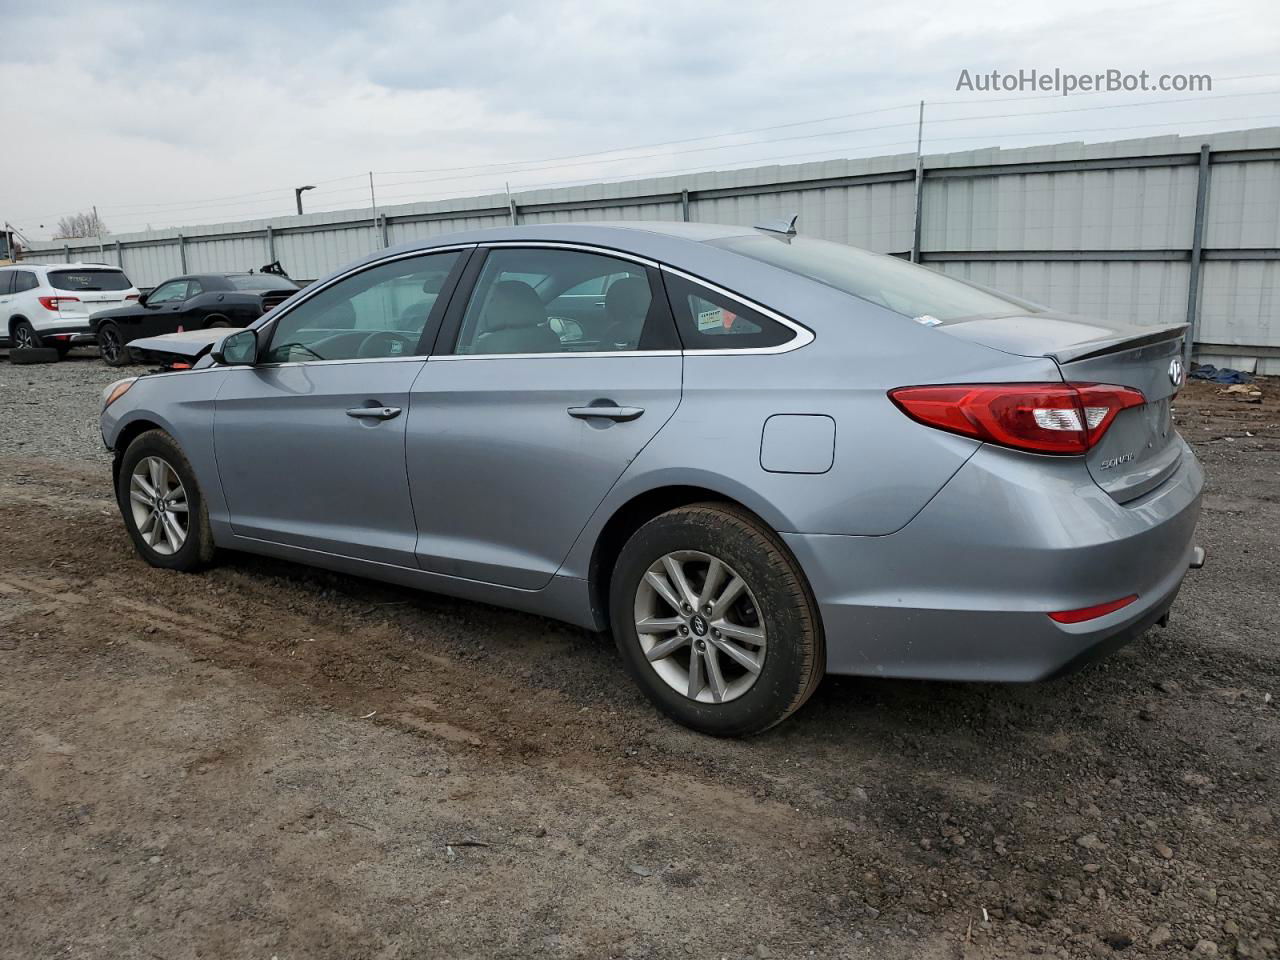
696;306;724;331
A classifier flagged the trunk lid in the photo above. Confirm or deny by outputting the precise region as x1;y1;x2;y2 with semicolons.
58;291;133;319
937;312;1186;503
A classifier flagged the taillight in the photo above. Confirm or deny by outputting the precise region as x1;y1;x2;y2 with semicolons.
38;295;80;311
126;294;140;301
888;382;1145;455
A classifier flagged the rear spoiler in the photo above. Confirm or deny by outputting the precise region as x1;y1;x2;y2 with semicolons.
127;329;229;367
1048;324;1187;364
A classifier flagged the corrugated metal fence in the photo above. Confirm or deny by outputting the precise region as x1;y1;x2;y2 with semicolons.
21;126;1280;372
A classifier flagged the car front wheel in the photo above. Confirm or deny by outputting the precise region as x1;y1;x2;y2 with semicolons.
609;502;824;736
98;322;130;366
116;430;215;571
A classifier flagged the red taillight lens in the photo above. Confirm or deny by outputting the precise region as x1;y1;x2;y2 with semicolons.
888;382;1145;454
126;294;140;301
1048;594;1138;624
37;295;80;311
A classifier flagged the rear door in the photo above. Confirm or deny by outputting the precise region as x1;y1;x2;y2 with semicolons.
407;244;683;589
0;271;14;331
213;248;468;566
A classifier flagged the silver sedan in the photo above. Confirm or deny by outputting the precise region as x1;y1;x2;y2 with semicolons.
100;221;1204;735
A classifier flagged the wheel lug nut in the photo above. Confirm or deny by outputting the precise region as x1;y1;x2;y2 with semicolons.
711;628;720;639
703;604;712;615
678;625;688;635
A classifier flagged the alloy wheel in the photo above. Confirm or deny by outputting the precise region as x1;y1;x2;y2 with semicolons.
100;327;121;362
633;550;767;704
128;456;189;556
14;324;35;349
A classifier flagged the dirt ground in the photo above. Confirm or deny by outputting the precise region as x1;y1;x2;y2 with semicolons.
1;365;1277;960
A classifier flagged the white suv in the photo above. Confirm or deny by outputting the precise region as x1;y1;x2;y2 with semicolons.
0;263;141;356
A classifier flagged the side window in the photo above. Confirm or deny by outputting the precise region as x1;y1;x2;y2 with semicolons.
14;271;38;293
264;250;461;363
148;280;188;304
0;272;13;296
187;279;204;298
453;248;668;355
664;272;796;350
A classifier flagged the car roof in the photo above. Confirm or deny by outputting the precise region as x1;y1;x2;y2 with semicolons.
358;220;759;271
1;261;124;270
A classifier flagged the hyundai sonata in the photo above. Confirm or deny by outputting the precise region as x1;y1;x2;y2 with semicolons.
99;221;1204;735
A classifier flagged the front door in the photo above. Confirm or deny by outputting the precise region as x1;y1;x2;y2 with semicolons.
408;245;683;589
213;248;467;566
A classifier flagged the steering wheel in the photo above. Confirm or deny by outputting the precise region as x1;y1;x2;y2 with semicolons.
356;330;416;359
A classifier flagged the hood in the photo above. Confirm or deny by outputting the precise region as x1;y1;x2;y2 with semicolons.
126;328;229;365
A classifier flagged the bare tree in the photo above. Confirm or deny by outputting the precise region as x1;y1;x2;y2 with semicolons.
53;211;109;239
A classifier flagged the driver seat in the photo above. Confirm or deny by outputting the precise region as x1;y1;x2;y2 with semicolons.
473;281;559;354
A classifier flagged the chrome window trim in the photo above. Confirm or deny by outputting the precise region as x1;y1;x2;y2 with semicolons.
432;241;812;361
430;351;681;362
242;355;430;370
478;240;659;269
660;264;815;355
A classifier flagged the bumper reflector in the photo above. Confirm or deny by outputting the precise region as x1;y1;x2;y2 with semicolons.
1048;594;1138;624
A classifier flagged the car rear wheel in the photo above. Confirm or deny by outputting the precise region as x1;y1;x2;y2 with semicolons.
116;430;215;571
98;322;130;366
13;320;39;350
609;502;824;736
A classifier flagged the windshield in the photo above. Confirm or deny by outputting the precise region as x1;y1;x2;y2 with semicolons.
711;235;1039;321
227;274;298;291
47;269;133;292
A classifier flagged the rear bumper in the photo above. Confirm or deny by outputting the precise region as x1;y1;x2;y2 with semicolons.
784;438;1204;682
32;321;93;338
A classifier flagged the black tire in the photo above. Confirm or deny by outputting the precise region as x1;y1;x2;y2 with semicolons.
205;317;231;328
9;346;59;365
12;319;40;349
98;322;131;367
116;429;216;572
609;502;824;737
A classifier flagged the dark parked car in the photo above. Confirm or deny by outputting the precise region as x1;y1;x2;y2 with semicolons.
92;272;298;366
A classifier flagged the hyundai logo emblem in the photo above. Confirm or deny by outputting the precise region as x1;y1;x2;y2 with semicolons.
1169;357;1184;387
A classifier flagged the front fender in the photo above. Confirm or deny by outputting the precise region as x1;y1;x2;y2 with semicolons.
100;368;229;528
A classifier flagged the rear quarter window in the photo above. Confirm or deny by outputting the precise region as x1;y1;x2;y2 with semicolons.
48;269;133;292
664;272;797;350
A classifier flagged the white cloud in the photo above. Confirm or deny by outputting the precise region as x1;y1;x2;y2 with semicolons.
1;0;1277;238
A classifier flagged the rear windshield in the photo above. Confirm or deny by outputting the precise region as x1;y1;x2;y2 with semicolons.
47;269;133;292
711;235;1038;321
227;274;298;291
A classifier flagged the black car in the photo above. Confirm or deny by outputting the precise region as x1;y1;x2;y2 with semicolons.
92;272;299;366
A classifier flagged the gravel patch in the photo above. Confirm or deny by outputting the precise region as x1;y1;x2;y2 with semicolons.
0;348;128;462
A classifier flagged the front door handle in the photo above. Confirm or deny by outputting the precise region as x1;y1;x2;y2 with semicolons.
346;406;402;421
567;404;644;422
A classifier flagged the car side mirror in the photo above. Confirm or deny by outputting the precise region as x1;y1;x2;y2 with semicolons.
137;292;149;306
211;328;258;366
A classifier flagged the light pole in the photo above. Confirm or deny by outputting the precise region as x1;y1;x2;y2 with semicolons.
295;185;315;215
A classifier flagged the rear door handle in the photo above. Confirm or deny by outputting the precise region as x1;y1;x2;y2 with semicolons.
346;406;402;421
567;404;644;422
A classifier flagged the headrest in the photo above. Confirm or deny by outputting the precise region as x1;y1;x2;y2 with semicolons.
605;276;651;323
481;280;546;331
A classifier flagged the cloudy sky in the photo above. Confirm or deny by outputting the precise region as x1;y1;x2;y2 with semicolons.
1;0;1277;239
